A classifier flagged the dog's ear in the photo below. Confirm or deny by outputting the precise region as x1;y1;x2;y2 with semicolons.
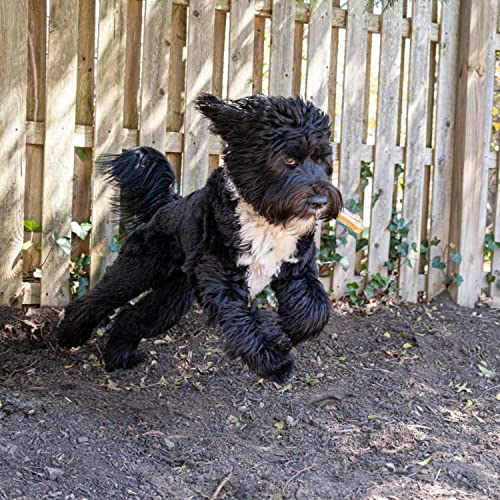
195;93;245;143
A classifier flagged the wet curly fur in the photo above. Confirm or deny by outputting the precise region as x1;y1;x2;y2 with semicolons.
55;94;343;384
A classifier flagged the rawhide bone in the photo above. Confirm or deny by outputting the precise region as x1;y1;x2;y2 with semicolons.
336;209;363;234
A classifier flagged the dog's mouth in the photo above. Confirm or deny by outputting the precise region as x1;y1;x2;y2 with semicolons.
305;188;343;222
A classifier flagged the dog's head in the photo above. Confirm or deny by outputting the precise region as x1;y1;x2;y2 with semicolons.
196;93;343;228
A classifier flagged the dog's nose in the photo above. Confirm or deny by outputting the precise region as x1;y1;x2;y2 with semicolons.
309;194;328;209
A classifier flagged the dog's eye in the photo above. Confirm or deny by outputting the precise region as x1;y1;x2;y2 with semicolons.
284;158;298;167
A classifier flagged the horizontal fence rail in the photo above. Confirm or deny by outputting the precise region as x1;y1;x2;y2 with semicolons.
0;0;498;309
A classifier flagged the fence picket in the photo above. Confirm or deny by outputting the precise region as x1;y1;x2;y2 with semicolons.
123;0;142;131
492;154;500;299
449;1;497;307
140;0;172;151
398;0;432;303
166;3;187;183
367;2;403;278
0;3;28;305
229;0;255;98
23;0;46;277
182;0;216;194
72;0;95;264
427;2;460;299
332;0;368;297
269;0;295;96
41;1;79;306
90;0;126;287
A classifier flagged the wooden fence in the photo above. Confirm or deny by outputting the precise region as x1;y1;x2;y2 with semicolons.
0;0;499;308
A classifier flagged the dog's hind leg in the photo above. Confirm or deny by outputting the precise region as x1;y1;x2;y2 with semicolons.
104;271;193;370
56;224;178;348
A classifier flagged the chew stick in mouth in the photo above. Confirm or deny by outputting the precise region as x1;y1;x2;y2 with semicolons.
336;209;363;234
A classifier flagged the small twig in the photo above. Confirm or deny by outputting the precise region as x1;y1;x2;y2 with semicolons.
283;466;314;493
477;384;500;399
434;468;442;483
210;473;232;500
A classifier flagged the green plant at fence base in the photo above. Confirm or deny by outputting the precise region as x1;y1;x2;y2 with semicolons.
70;254;90;297
430;242;464;288
22;219;42;252
385;212;410;272
485;234;500;287
346;273;398;306
22;219;93;297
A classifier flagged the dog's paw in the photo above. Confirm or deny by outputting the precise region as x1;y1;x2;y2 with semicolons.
56;321;93;348
265;358;296;385
104;350;146;371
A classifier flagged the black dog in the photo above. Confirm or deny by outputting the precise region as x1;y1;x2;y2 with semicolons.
56;94;343;384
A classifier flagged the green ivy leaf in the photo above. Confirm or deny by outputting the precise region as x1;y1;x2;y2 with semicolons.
431;256;446;270
449;252;462;265
24;220;42;233
75;147;88;161
452;274;464;286
71;221;92;240
56;237;72;256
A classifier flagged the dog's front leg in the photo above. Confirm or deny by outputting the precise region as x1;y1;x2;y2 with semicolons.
194;255;294;384
272;253;332;346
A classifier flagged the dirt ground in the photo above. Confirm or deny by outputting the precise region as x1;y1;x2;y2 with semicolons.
0;293;498;500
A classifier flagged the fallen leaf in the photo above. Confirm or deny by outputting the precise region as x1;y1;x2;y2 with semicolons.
418;456;433;466
478;365;496;379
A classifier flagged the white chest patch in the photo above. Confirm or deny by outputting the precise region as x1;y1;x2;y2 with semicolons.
235;200;315;297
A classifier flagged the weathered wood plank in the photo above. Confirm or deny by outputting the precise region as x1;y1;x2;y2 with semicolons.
427;1;460;299
167;3;187;183
123;0;142;130
90;0;126;287
398;0;432;303
212;9;226;99
306;0;332;110
209;6;226;172
491;154;500;298
23;0;46;277
140;0;172;150
418;2;438;276
328;0;340;129
182;0;216;194
332;0;368;297
252;15;265;94
367;1;403;278
72;0;95;265
41;1;79;306
306;0;333;248
269;0;295;96
0;3;28;305
229;0;255;98
449;0;497;307
292;21;303;97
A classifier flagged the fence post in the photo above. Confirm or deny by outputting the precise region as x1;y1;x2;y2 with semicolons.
449;0;497;307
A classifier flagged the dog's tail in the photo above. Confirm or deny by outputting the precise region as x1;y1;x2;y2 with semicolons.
97;146;180;230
